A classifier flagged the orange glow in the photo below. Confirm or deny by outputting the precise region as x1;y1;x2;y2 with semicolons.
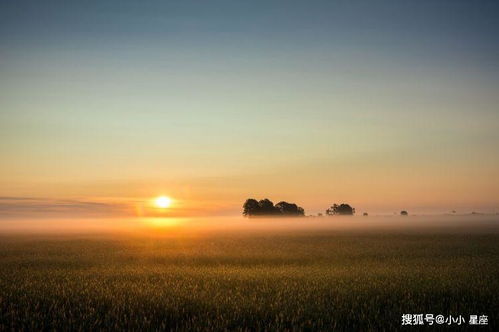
142;217;182;228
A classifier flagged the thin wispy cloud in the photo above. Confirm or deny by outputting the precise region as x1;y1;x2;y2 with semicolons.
0;197;130;218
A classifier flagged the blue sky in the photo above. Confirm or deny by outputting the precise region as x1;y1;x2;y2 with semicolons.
1;0;498;216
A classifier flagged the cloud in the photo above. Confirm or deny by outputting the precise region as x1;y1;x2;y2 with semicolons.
0;197;131;218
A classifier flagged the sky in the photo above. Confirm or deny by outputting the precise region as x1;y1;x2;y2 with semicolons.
1;0;499;218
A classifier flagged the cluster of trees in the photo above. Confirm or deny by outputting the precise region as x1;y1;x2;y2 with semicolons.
326;204;355;215
243;198;305;217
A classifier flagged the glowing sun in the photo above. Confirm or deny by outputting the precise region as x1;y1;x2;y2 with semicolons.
154;196;172;209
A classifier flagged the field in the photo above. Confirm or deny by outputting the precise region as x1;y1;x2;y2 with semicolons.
0;219;498;331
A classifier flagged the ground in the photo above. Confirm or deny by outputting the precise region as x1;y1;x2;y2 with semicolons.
0;228;498;331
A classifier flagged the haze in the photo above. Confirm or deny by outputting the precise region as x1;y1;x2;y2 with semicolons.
0;216;497;238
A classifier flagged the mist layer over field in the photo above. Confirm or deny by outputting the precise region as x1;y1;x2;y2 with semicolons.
0;215;498;236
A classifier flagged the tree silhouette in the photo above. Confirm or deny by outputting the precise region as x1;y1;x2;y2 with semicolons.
242;198;304;217
326;203;355;216
275;201;305;216
400;210;408;216
243;199;260;216
258;199;278;215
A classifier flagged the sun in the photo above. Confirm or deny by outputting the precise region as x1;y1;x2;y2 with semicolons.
154;196;172;209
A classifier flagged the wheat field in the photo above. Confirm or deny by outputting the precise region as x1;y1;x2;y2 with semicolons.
0;220;498;331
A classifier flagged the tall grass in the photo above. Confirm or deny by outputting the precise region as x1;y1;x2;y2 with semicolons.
0;231;497;330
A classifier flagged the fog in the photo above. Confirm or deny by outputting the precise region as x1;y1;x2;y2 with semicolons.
0;215;498;237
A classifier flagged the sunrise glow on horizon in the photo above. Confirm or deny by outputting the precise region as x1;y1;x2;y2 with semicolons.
1;1;498;219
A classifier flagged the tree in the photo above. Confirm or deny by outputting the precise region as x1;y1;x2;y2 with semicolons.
242;198;305;216
243;199;260;216
400;210;408;216
297;207;304;216
275;201;305;216
258;198;278;215
326;203;355;216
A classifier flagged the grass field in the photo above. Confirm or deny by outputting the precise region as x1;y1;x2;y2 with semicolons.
0;221;498;331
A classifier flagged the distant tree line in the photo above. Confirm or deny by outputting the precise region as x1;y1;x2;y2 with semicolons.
243;198;305;217
242;200;411;217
